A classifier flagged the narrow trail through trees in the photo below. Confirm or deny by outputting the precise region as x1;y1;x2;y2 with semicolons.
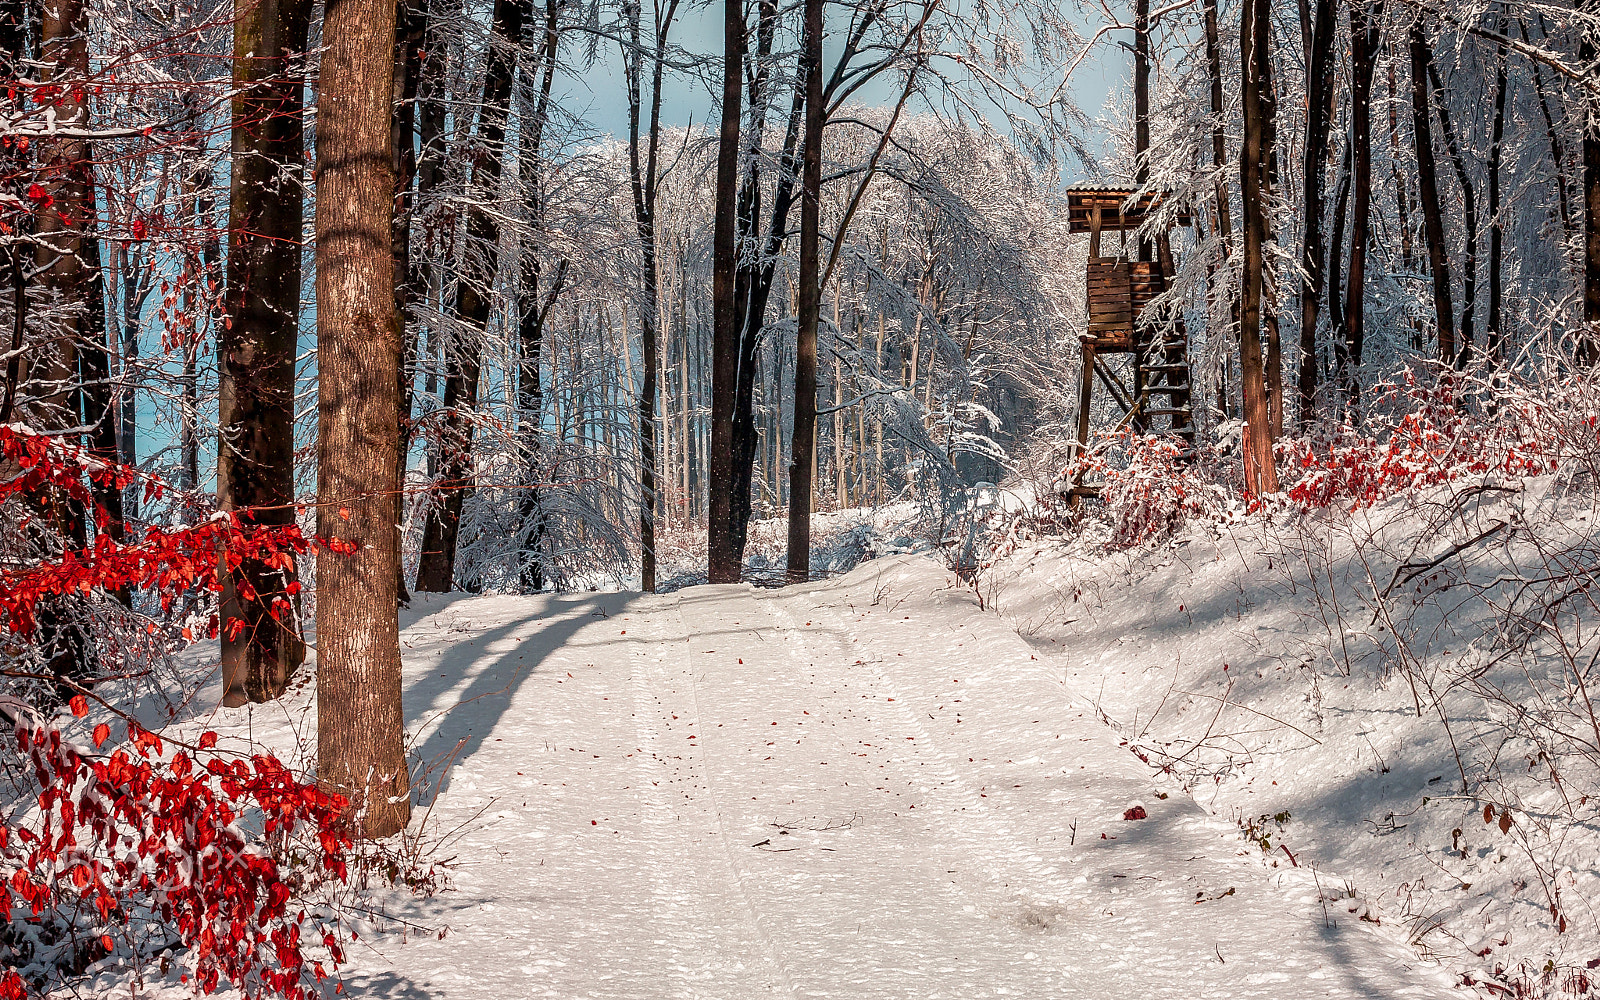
355;557;1461;998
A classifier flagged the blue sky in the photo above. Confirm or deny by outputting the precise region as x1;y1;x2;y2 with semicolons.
553;1;1128;170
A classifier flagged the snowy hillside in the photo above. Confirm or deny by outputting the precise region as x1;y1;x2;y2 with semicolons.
985;479;1600;998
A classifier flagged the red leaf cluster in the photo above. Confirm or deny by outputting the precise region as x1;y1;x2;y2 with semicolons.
0;426;343;641
0;426;377;996
5;718;353;999
1283;371;1560;510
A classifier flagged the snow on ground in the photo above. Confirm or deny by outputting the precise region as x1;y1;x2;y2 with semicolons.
94;553;1466;998
983;491;1600;997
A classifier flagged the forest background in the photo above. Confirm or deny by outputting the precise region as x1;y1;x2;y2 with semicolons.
0;0;1597;992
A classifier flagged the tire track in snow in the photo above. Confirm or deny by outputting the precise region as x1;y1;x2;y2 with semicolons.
751;586;1099;987
761;565;1463;999
672;584;1075;997
627;592;798;998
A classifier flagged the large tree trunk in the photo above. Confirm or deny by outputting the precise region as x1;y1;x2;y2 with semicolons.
315;0;411;840
1131;0;1154;430
414;0;523;592
1327;139;1351;375
28;0;98;692
1409;23;1455;364
516;0;564;592
219;0;311;705
787;0;822;584
707;0;743;583
0;0;27;429
25;0;88;441
1238;0;1278;493
626;0;678;593
391;0;425;607
1426;59;1478;367
1487;30;1507;362
1296;0;1335;424
1583;9;1600;360
723;0;798;571
730;83;804;565
1342;0;1379;406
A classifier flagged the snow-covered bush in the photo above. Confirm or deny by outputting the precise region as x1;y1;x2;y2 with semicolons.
1064;428;1223;549
1281;368;1572;511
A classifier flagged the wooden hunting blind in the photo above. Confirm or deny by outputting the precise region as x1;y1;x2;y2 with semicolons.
1064;184;1195;498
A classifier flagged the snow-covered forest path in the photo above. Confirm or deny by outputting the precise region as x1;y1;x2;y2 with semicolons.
356;555;1461;999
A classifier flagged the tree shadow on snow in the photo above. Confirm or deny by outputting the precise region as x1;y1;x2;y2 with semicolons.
400;591;645;807
337;970;440;1000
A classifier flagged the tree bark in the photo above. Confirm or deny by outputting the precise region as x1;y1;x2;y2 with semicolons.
1296;0;1335;424
1238;0;1278;493
1409;23;1455;364
219;0;311;705
723;0;801;570
787;0;822;584
707;0;743;583
1134;0;1151;266
391;0;425;606
28;0;99;702
315;0;412;840
730;81;804;566
1583;7;1600;361
1327;138;1351;371
1342;0;1380;406
1426;59;1477;367
1487;29;1507;362
514;0;564;592
0;0;26;431
414;0;523;592
79;225;123;604
625;0;678;593
28;0;89;442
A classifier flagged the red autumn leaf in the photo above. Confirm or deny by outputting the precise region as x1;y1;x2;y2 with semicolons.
92;723;109;747
68;694;88;717
1123;805;1148;821
198;731;219;751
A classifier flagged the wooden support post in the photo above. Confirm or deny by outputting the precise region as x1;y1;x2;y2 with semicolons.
1074;339;1095;494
